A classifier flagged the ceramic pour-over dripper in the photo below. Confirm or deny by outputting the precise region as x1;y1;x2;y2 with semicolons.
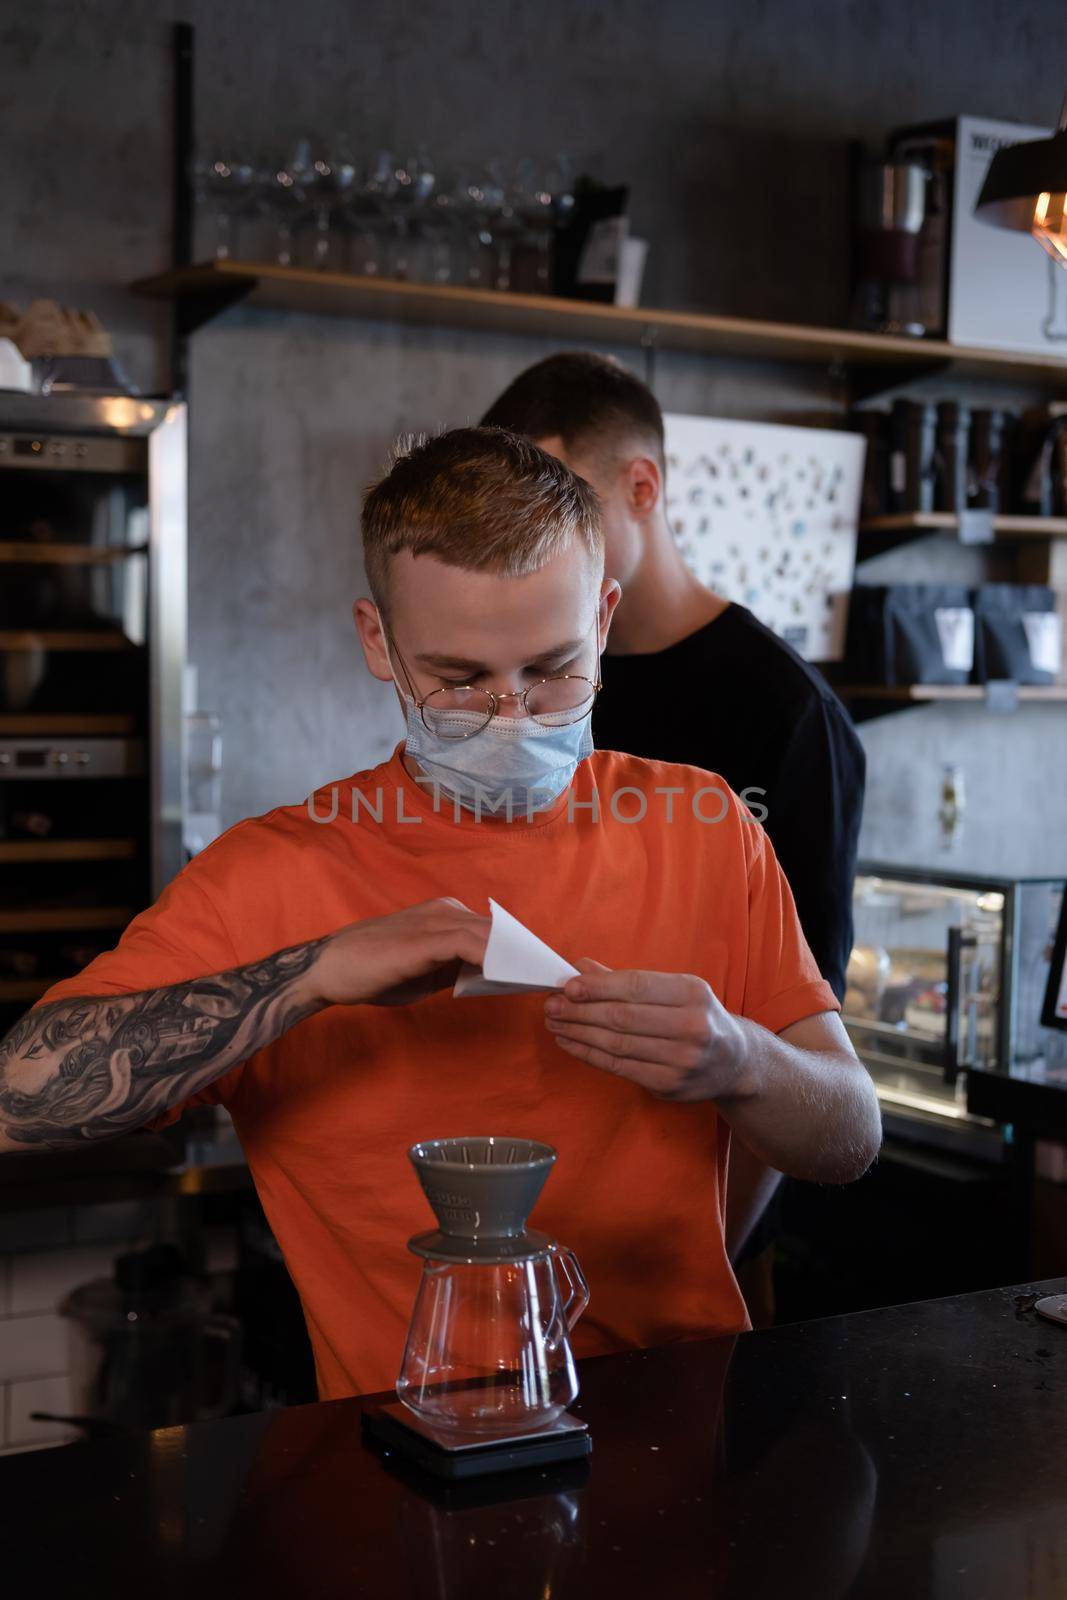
407;1136;557;1263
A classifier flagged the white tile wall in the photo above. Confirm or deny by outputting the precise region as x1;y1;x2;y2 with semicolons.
0;1313;69;1383
0;1203;240;1454
6;1374;77;1448
72;1200;154;1245
0;1209;73;1254
9;1245;116;1317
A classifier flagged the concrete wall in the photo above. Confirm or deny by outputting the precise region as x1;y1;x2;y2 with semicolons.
5;0;1067;875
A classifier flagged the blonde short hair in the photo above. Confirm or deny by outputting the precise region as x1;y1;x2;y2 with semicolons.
361;426;603;609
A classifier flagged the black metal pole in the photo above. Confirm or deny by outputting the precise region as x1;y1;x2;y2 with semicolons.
171;20;195;394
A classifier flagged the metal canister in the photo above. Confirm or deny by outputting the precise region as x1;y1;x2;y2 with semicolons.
970;409;1006;513
890;398;937;513
935;400;971;515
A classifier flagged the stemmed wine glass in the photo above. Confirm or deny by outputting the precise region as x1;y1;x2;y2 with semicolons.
194;141;577;293
191;156;255;260
253;140;316;268
454;173;498;289
515;154;573;295
300;146;358;271
384;149;437;280
345;149;397;277
480;160;520;291
421;180;463;284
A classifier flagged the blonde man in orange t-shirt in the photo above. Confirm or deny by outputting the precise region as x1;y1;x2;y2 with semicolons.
0;428;881;1400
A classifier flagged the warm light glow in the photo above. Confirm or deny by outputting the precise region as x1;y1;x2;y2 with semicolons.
96;398;161;430
1032;189;1067;264
99;397;143;429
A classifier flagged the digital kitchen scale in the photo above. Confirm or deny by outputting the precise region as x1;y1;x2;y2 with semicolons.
361;1401;592;1480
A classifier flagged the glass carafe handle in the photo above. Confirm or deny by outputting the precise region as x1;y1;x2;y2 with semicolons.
552;1244;589;1332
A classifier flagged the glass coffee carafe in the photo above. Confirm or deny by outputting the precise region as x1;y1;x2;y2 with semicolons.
397;1137;589;1437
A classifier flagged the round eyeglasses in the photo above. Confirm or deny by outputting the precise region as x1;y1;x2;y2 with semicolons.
417;674;600;740
387;633;601;742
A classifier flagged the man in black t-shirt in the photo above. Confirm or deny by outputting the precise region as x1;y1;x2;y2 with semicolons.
481;353;866;1313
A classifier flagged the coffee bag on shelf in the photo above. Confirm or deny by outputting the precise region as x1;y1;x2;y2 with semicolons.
972;584;1061;685
846;584;974;685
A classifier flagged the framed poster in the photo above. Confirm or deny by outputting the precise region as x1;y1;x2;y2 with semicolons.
663;412;865;661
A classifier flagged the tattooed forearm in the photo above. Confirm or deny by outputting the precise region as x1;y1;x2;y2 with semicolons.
0;938;330;1152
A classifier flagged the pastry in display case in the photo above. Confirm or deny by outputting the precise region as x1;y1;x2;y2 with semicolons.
845;863;1067;1140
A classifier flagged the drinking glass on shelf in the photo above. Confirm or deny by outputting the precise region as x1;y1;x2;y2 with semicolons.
191;139;576;289
506;158;552;294
420;182;462;284
454;174;498;289
517;153;573;295
298;148;358;271
191;156;255;261
254;140;315;268
383;148;437;281
479;161;520;291
345;149;397;277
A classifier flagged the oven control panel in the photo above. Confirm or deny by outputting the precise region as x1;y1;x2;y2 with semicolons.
0;739;144;778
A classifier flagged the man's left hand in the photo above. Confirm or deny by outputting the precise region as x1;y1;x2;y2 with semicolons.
544;958;752;1102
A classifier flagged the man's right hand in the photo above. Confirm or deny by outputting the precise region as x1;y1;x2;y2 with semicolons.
308;898;491;1007
0;898;490;1155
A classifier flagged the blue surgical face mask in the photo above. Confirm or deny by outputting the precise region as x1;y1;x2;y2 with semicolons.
400;694;594;816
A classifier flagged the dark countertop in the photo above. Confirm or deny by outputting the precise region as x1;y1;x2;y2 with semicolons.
3;1279;1066;1599
968;1061;1067;1132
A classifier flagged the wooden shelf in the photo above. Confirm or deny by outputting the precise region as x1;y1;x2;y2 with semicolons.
0;978;54;1003
0;714;136;736
0;542;148;565
860;513;1067;538
0;906;134;933
132;260;1067;390
0;839;137;864
837;684;1067;703
0;631;134;652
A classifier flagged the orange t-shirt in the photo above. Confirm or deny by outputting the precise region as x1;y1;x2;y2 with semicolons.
34;747;837;1399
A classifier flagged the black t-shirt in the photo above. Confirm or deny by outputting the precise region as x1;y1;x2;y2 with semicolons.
594;605;865;1002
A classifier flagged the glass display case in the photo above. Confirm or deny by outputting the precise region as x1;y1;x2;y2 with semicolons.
845;862;1067;1138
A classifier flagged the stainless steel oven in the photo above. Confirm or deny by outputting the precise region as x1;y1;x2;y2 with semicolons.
0;394;186;1027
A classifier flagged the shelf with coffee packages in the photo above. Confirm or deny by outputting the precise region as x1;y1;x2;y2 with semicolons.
362;1137;592;1480
854;400;1067;562
836;580;1066;720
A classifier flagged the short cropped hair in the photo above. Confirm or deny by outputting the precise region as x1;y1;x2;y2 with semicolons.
361;426;603;609
480;351;665;465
